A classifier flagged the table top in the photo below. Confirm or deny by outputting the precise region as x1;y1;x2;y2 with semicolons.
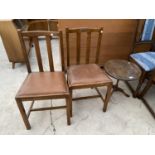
104;59;142;81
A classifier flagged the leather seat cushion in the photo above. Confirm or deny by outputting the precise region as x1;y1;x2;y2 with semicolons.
16;72;69;98
67;64;112;87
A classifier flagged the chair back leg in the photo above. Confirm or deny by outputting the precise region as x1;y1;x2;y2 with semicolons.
140;80;153;97
103;84;113;112
69;89;73;117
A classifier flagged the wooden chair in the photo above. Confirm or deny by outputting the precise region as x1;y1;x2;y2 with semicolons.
126;41;155;119
15;30;71;129
126;41;155;97
65;27;113;116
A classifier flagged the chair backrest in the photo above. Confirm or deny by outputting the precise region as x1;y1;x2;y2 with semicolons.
18;30;65;73
65;27;103;67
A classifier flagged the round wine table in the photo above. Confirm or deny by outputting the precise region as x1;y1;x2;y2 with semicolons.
104;59;142;97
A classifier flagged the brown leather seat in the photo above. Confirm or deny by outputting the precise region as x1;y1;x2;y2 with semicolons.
16;72;69;99
67;64;112;87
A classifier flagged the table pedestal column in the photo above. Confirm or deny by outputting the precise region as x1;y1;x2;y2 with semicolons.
112;79;130;97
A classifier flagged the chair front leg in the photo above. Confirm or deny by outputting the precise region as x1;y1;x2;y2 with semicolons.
134;70;146;97
103;84;112;112
140;79;153;97
66;96;71;125
16;98;31;130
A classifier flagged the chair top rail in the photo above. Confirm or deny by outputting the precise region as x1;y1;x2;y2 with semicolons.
21;30;60;37
66;27;103;33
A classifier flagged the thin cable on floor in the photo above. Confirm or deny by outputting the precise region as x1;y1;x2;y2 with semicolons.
42;100;56;135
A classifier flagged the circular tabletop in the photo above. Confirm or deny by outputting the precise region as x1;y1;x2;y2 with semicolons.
104;59;142;81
